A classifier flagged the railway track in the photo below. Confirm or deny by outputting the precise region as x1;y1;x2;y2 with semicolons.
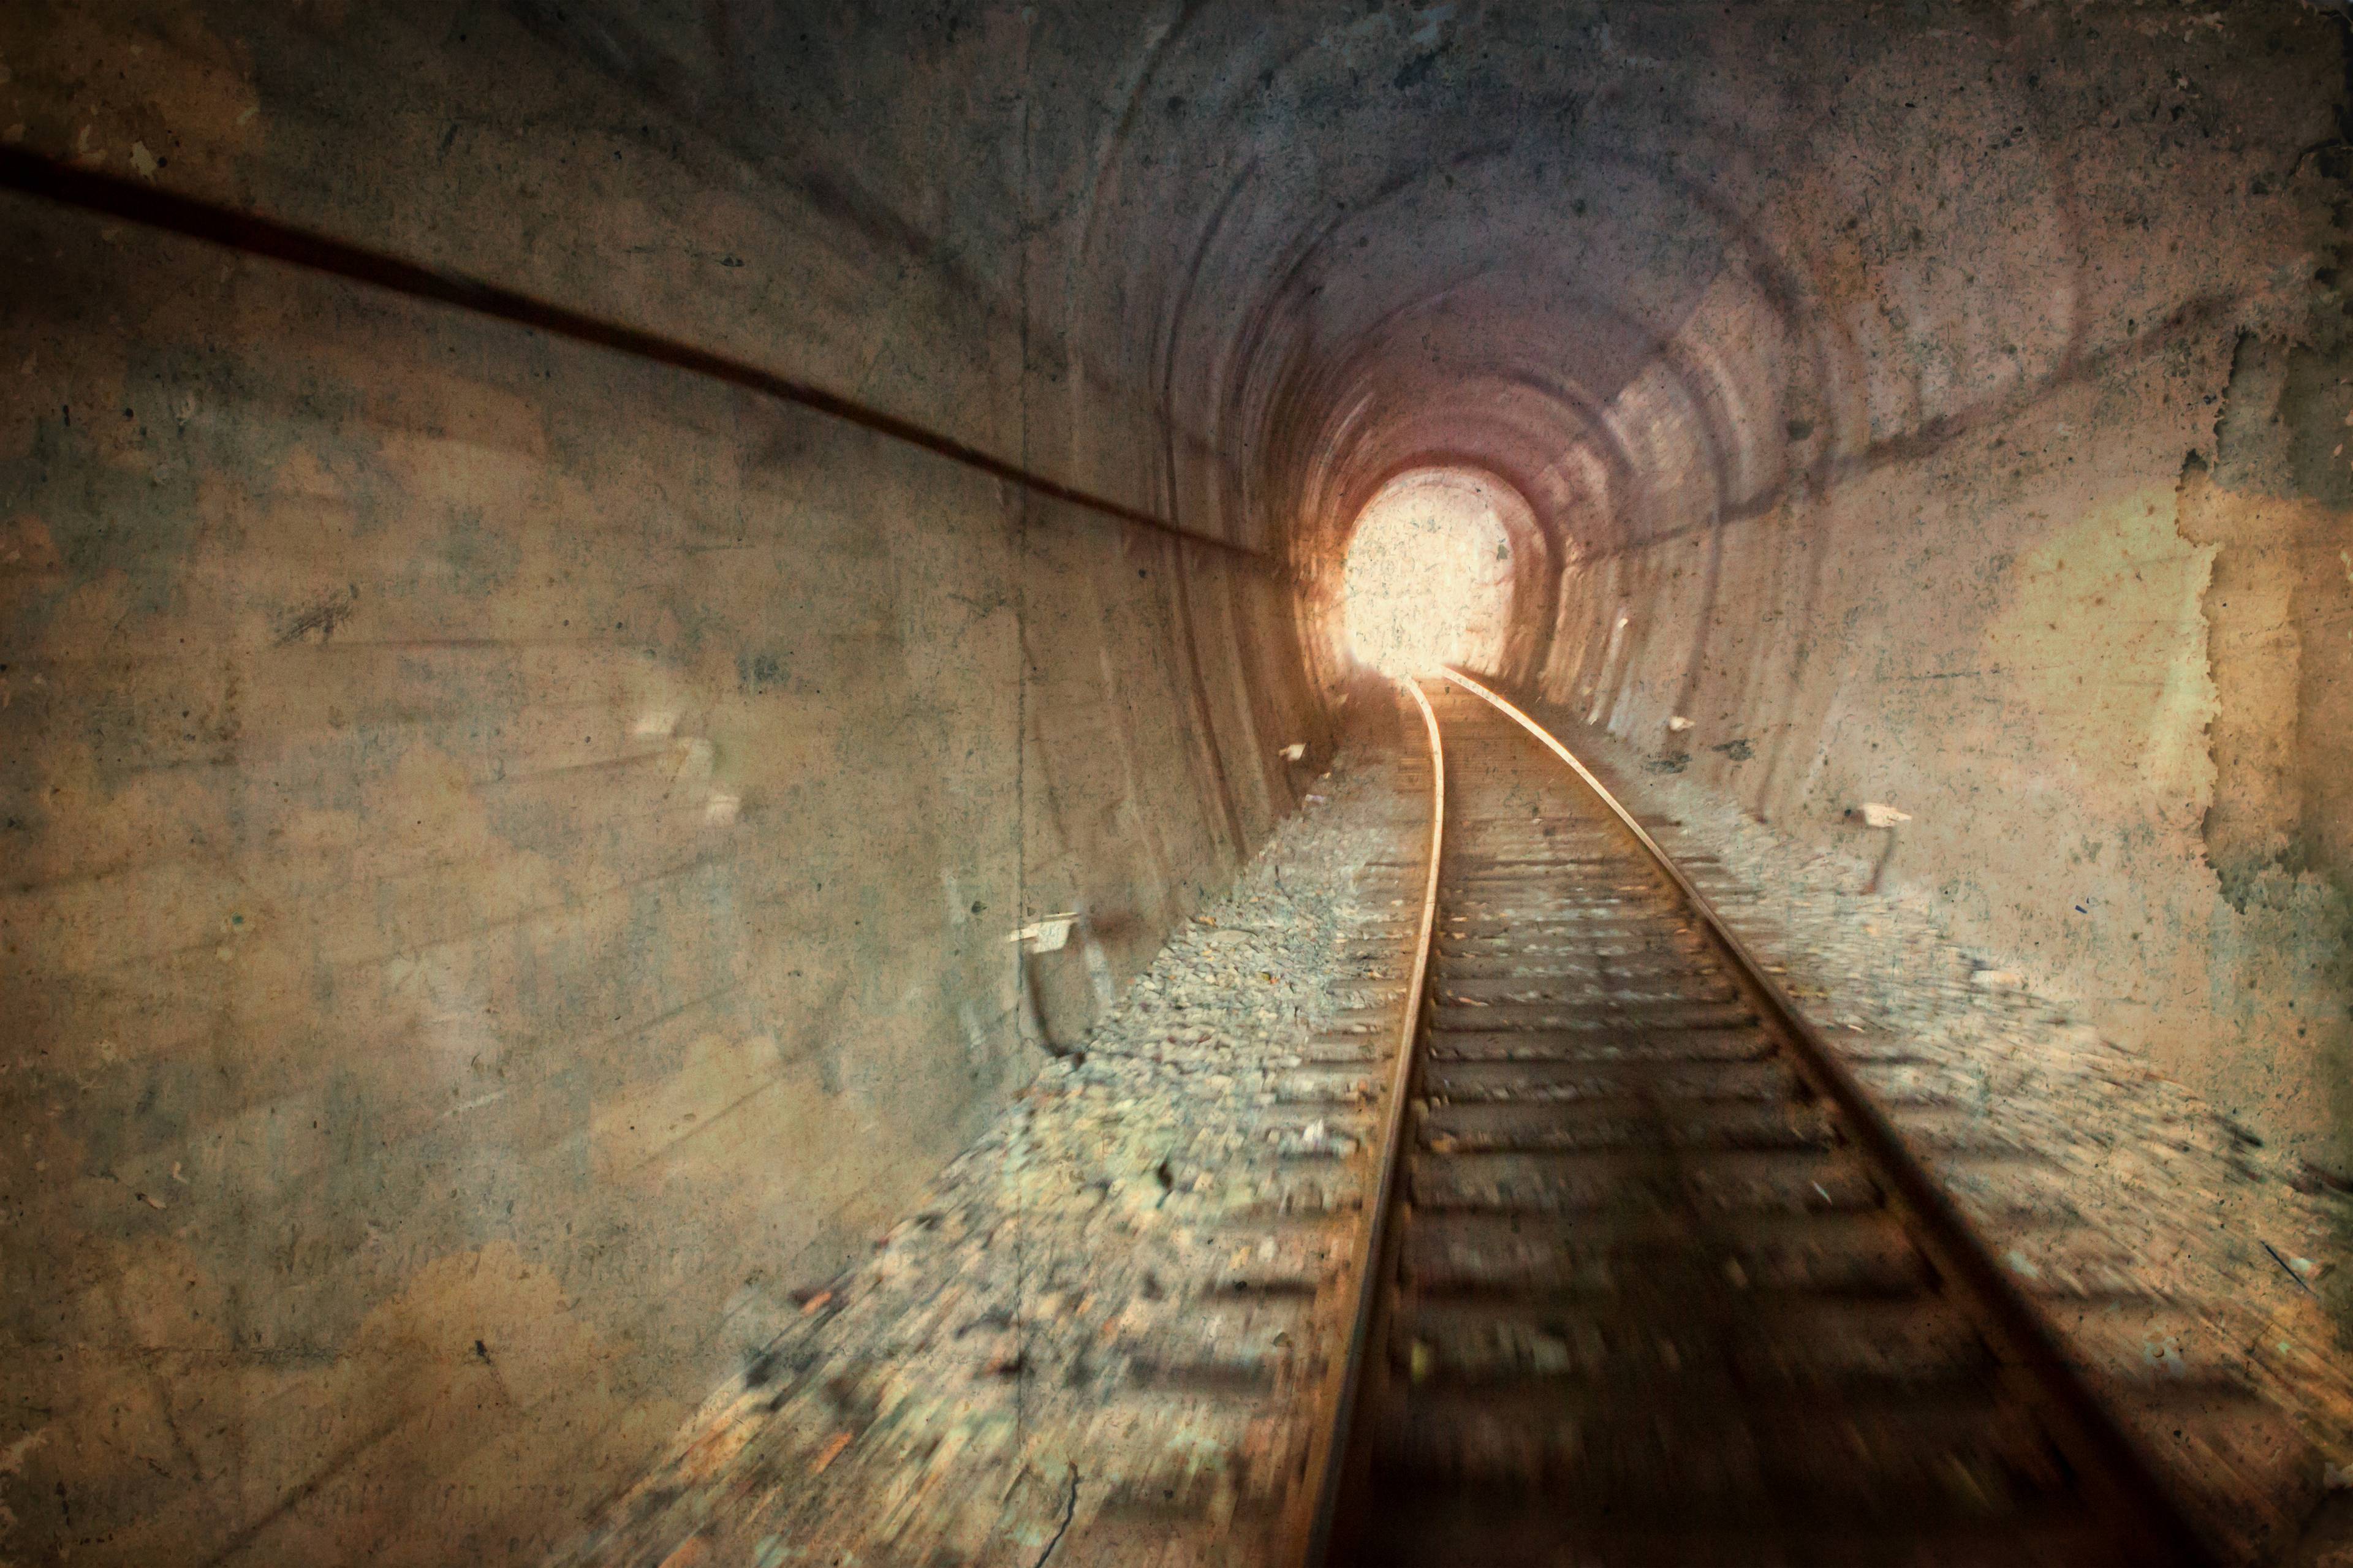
1289;672;2216;1567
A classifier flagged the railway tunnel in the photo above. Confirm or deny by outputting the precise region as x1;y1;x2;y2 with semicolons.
4;1;2353;1563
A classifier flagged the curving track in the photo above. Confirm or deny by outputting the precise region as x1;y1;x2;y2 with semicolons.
1292;673;2217;1568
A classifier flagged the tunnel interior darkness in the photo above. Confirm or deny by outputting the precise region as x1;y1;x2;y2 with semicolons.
1333;466;1521;677
2;1;2351;1562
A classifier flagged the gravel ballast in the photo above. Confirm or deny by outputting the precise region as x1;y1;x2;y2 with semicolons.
556;708;1431;1568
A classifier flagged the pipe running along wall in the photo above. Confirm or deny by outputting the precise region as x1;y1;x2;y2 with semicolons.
0;2;2349;1563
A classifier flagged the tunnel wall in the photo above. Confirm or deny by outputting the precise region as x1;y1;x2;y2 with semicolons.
1546;341;2353;1182
0;5;1318;1563
8;1;2353;1561
1202;0;2352;1191
1533;25;2353;1176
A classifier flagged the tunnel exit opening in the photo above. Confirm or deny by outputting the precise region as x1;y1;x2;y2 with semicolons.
1339;467;1522;677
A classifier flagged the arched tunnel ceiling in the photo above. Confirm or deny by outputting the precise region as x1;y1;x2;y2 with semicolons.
486;0;2327;594
1042;0;2324;583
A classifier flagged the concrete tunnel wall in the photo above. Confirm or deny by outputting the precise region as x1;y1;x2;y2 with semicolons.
0;5;1327;1561
1;2;2349;1563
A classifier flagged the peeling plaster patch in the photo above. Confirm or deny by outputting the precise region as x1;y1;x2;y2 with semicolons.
0;1426;45;1540
2;7;263;187
0;1426;50;1477
2177;454;2309;906
1982;486;2218;809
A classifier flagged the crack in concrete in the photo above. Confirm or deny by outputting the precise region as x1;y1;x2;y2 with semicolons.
1031;1466;1079;1568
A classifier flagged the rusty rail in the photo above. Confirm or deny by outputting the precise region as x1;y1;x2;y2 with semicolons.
1278;680;1446;1565
1288;667;2216;1566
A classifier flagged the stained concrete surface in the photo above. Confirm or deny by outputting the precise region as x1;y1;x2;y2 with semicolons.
0;14;1319;1554
0;190;1309;1564
3;1;2352;1563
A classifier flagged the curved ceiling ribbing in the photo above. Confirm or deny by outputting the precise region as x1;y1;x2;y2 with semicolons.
1045;0;2313;677
1061;3;1840;574
498;0;2322;648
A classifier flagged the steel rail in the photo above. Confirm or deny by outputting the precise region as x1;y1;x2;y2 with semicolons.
1436;666;2217;1568
1280;680;1446;1567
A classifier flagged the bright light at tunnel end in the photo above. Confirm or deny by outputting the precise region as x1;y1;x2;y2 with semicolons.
1339;468;1519;677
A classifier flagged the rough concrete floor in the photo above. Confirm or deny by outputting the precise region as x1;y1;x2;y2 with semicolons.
553;721;1430;1568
